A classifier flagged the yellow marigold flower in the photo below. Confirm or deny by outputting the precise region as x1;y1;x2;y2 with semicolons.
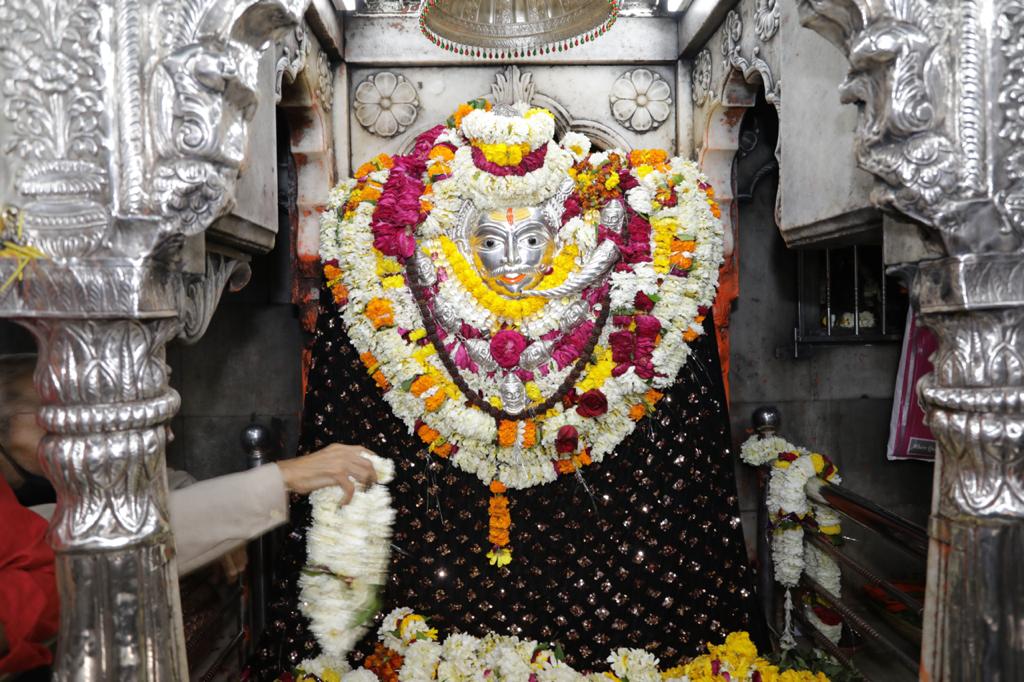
486;547;512;567
382;275;405;288
321;670;342;682
409;328;427;342
524;107;553;120
525;382;543;403
810;452;826;473
605;172;620;190
820;523;842;535
428;145;455;162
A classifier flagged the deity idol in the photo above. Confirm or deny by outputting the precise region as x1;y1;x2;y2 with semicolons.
250;101;760;679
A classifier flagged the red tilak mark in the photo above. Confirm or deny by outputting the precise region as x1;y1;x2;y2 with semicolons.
506;208;514;224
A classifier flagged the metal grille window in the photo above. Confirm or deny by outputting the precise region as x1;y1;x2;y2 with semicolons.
794;244;908;355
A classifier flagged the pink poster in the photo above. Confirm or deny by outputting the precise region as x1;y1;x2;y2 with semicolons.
887;310;938;461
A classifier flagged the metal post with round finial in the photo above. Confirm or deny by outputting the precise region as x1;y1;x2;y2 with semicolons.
242;421;275;641
751;405;780;642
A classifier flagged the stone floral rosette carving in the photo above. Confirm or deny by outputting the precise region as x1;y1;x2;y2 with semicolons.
609;68;672;132
691;49;713;106
755;0;780;41
354;71;419;138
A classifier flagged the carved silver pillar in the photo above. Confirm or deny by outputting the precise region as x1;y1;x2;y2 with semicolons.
0;0;307;678
795;0;1024;677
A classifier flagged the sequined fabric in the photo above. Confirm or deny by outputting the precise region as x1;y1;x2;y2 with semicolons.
249;287;761;678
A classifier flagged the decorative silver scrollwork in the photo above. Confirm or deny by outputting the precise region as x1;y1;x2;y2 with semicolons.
178;255;252;344
609;68;673;133
354;71;420;138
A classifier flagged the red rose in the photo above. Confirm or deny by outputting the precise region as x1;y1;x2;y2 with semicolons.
489;330;528;369
576;389;608;418
555;425;579;454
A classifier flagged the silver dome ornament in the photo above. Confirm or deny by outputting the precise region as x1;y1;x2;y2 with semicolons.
419;0;621;60
409;248;437;287
432;299;461;333
518;339;555;371
464;338;499;373
499;372;528;415
560;301;590;333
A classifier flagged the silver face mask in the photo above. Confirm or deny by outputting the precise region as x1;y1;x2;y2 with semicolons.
469;207;557;296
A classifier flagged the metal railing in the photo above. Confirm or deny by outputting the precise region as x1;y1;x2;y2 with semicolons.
751;406;927;681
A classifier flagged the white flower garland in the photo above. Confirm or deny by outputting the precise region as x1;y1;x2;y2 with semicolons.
460;106;556;149
320;140;724;493
740;434;844;646
299;454;396;665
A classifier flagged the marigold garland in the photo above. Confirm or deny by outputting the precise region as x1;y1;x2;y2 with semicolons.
319;102;725;567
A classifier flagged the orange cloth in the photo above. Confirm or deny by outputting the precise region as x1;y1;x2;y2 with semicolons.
0;476;58;673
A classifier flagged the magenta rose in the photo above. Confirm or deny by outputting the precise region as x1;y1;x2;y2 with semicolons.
490;330;528;369
555;425;579;454
576;389;608;418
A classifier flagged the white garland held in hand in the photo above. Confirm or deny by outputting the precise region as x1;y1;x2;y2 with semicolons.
299;454;397;674
740;434;843;646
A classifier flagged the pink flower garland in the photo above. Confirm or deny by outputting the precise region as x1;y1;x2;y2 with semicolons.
470;144;548;177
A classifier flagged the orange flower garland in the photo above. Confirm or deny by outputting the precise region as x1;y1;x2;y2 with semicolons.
487;480;512;566
365;297;395;329
363;643;403;682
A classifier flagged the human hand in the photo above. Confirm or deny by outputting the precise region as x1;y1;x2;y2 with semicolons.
276;444;378;503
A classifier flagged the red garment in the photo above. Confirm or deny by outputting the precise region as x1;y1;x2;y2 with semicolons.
0;476;58;673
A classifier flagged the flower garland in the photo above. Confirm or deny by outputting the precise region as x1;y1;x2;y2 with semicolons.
298;454;397;672
320;102;724;565
740;436;844;646
287;607;830;682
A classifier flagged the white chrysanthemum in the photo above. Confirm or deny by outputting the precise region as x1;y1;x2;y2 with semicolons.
344;669;382;682
560;131;591;162
739;435;796;467
608;648;661;681
400;639;443;681
460;107;556;150
772;526;805;588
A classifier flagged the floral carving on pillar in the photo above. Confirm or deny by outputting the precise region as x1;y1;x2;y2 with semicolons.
354;71;420;138
755;0;780;41
691;49;713;106
0;0;311;679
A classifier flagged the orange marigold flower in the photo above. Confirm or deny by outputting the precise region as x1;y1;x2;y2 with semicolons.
354;162;376;179
629;403;647;421
360;351;379;370
683;328;700;342
323;264;343;282
497;420;518;447
429;146;455;162
331;282;349;304
521;420;537;448
704;185;716;199
424;391;446;412
373;153;394;170
417;423;440;444
409;374;437;397
452;103;474;128
644;389;664;405
360;185;382;202
432;442;453;458
364;297;395;329
555;459;576;475
489;529;510;547
629;149;668;166
577;450;592;466
489;480;507;494
372;371;390;391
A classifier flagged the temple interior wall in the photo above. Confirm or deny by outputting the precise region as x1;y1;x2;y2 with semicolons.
0;0;936;572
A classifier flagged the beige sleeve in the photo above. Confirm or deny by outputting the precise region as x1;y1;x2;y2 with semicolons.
169;463;289;576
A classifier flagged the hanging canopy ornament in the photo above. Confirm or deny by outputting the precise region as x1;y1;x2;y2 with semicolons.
419;0;620;59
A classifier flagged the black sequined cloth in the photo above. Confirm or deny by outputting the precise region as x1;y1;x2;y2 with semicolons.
249;287;761;677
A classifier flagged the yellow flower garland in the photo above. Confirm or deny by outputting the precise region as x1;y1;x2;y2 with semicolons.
438;236;579;321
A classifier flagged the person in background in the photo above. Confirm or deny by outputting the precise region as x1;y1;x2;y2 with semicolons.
0;354;377;675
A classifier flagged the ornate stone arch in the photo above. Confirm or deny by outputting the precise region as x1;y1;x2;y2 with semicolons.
695;15;782;399
278;36;336;338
